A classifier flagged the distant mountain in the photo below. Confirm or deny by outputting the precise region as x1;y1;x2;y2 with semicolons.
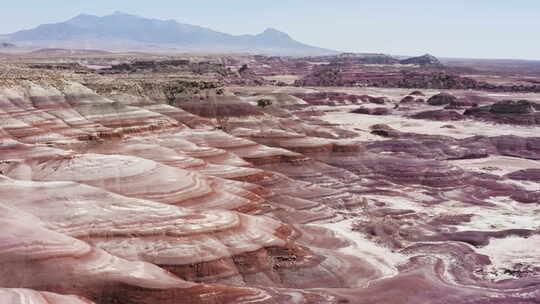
0;42;16;48
400;54;442;66
3;12;337;56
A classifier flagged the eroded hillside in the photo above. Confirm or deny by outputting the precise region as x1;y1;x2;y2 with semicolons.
1;55;540;304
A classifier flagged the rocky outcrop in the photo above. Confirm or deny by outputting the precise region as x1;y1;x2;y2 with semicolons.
0;288;93;304
427;92;458;106
399;95;416;104
506;168;540;181
311;53;400;64
491;100;538;114
370;124;401;137
411;109;463;121
464;100;540;125
351;107;392;115
444;99;477;109
400;54;443;66
295;65;540;92
360;154;468;188
293;65;346;87
292;92;366;105
478;135;540;160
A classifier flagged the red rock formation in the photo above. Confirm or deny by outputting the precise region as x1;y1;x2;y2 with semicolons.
2;80;540;304
0;203;199;299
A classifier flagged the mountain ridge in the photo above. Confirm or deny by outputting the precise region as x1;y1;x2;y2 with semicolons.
2;12;338;56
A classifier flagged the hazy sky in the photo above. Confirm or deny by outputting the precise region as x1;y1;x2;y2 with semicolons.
1;0;539;60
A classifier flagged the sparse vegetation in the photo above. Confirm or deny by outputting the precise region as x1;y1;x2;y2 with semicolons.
257;99;273;108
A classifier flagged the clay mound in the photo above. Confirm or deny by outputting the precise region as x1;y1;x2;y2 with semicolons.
0;177;294;281
0;288;93;304
370;124;401;137
410;90;425;96
179;101;264;119
19;84;113;136
63;83;180;135
0;203;195;298
3;79;540;303
85;141;264;183
427;92;458;106
141;104;214;128
0;175;387;294
362;95;391;104
464;100;540;125
465;135;540;160
350;107;371;114
274;116;358;139
490;100;537;114
0;138;74;166
3;150;261;211
400;96;416;103
444;99;477;109
400;54;442;66
247;130;337;155
142;134;254;168
176;129;305;162
506;168;540;181
460;93;497;105
178;129;365;210
0;86;85;143
411;109;463;121
351;107;392;115
372;107;392;115
292;92;365;105
0;82;183;143
365;137;488;160
338;153;468;188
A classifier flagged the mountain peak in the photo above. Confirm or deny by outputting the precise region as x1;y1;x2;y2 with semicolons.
68;13;95;21
259;28;290;38
263;28;283;34
109;11;140;18
65;13;100;27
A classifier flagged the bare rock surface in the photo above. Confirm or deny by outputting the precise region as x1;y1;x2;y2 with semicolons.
427;92;458;105
410;109;464;121
1;63;540;304
464;99;540;125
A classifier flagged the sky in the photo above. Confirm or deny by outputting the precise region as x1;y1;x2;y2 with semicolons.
1;0;539;60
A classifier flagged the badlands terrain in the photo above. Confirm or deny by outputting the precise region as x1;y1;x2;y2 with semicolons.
0;51;540;304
